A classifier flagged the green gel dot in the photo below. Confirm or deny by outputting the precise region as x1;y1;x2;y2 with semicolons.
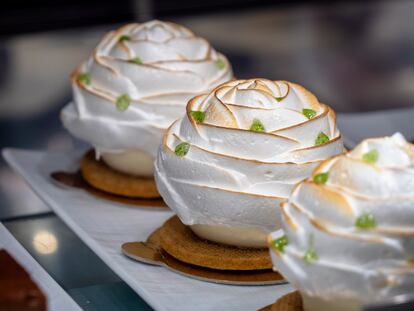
191;111;206;123
362;149;379;164
215;59;225;70
304;248;319;263
119;35;131;42
129;57;142;64
303;108;317;119
313;172;328;184
77;73;91;85
250;119;265;132
315;132;329;145
175;142;190;157
355;213;377;229
116;94;130;111
272;235;288;253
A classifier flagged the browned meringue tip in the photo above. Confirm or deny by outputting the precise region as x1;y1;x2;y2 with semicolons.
293;134;343;153
185;183;286;200
281;202;299;231
164;130;326;166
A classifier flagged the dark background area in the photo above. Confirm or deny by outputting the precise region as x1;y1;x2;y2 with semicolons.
0;0;360;36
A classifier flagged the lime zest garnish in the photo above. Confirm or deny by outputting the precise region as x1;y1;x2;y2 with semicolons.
191;111;206;123
362;149;379;164
129;57;142;65
175;142;190;157
304;248;319;263
119;35;131;42
272;235;288;253
315;132;329;145
275;96;284;102
116;94;130;111
77;73;91;85
250;119;265;132
313;172;328;184
355;213;377;229
303;108;317;119
303;234;318;263
215;59;225;70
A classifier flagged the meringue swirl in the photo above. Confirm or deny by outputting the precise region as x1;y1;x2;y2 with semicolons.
270;133;414;304
155;79;343;232
61;20;233;157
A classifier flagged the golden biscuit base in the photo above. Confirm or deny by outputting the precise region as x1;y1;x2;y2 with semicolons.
80;150;160;199
159;216;273;271
259;291;302;311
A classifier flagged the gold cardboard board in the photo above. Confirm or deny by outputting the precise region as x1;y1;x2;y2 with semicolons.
258;291;302;311
51;168;167;208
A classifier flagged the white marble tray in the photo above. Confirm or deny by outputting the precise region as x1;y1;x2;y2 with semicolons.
0;222;81;311
3;148;293;311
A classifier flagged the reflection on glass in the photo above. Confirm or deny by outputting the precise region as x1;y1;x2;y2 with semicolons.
33;231;58;254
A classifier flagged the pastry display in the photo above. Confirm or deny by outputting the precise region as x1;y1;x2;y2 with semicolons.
152;78;343;274
269;133;414;311
61;20;233;198
0;249;46;311
155;78;343;250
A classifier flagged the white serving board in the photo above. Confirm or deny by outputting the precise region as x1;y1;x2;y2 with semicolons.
0;222;81;311
3;148;293;311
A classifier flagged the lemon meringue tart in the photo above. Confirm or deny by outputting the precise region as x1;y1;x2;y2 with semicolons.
269;133;414;311
155;78;344;248
61;20;233;198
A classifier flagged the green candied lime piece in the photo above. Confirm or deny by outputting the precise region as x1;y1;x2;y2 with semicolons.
362;149;379;164
191;111;205;123
77;73;91;85
303;108;317;119
116;94;130;111
215;59;225;70
129;57;142;65
315;132;329;145
313;172;328;184
304;248;319;263
272;235;288;253
355;213;377;229
119;35;131;42
250;119;265;132
175;142;190;157
275;96;284;102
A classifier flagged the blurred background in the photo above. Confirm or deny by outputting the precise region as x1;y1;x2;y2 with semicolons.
3;0;414;215
0;0;413;309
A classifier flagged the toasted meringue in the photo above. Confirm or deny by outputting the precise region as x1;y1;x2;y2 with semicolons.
61;20;233;176
155;79;343;247
269;133;414;310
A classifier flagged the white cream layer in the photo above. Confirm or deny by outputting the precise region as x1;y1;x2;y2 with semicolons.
101;150;154;176
191;224;268;248
155;79;343;246
61;20;233;175
270;133;414;307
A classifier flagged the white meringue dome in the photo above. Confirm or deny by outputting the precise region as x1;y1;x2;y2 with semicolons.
155;79;344;247
269;133;414;311
61;20;233;176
